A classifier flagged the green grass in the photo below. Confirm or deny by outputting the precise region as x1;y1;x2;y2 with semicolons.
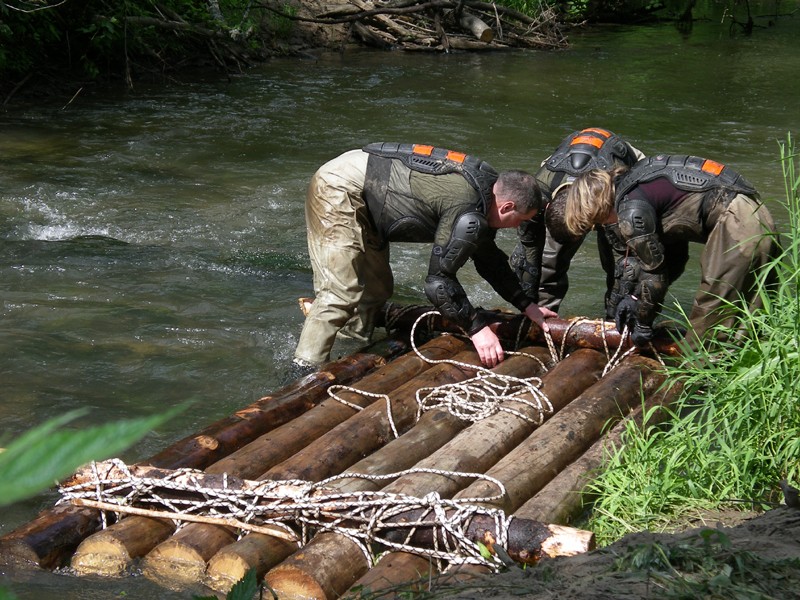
585;134;800;546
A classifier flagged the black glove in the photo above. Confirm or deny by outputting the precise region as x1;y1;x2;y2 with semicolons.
630;323;654;346
614;296;638;333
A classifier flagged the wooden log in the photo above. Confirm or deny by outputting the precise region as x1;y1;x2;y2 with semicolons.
0;504;102;569
146;337;408;470
137;336;470;588
263;349;482;482
379;302;683;357
202;347;553;593
453;355;668;514
70;517;175;577
374;510;593;564
267;349;607;600
517;378;682;525
1;339;404;571
348;552;431;597
204;533;299;594
140;523;238;590
328;346;556;494
459;12;493;42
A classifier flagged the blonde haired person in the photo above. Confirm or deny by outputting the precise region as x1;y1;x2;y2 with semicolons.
564;154;778;348
510;128;645;314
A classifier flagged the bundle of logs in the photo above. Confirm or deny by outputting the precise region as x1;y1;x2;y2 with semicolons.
305;0;568;51
0;303;682;598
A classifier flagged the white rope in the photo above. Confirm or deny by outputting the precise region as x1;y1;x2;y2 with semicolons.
59;459;519;571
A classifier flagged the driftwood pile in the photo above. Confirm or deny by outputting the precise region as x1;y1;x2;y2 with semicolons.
0;304;682;598
296;0;568;51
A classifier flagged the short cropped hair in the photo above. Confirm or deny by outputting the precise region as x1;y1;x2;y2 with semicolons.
495;170;541;215
546;187;582;244
564;167;626;236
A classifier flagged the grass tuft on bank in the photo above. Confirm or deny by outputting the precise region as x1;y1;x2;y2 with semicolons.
586;134;800;547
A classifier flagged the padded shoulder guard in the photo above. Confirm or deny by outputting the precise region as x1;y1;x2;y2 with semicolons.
545;128;637;176
363;142;498;211
617;197;664;271
616;154;759;198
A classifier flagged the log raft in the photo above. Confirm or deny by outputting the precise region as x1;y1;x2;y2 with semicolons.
0;303;679;598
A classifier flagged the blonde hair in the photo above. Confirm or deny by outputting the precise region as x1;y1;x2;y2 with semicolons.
564;167;625;236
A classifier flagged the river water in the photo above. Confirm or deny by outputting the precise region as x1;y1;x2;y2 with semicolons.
1;8;799;598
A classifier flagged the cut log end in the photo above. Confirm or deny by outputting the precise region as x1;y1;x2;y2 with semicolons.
266;563;329;600
540;524;596;557
71;537;131;577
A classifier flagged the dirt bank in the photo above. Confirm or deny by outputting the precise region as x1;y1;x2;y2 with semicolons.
425;507;800;599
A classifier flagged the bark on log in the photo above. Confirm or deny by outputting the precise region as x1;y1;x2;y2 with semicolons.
136;336;470;587
459;12;493;42
453;355;668;514
1;339;404;571
146;336;408;470
328;346;556;494
263;349;483;482
517;379;682;524
267;349;606;600
202;346;553;592
379;302;683;357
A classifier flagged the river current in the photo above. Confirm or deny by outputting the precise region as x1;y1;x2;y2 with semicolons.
1;9;799;598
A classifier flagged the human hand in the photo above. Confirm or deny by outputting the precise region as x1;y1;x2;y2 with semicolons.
614;296;637;333
630;323;654;346
523;304;557;333
469;326;504;368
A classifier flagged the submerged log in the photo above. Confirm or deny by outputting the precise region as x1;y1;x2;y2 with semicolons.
379;302;683;357
2;340;405;571
203;346;553;592
267;349;607;600
138;335;470;587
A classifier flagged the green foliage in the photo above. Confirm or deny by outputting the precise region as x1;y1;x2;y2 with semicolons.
0;406;184;507
0;0;264;91
586;134;800;546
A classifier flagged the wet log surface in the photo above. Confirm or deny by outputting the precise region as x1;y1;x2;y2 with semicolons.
0;338;406;571
379;302;684;357
68;335;464;578
266;350;607;599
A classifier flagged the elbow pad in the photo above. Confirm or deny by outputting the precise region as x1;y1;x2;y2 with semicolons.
424;274;486;334
618;197;664;271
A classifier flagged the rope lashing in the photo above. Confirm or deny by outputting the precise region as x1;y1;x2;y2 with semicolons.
60;459;518;571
